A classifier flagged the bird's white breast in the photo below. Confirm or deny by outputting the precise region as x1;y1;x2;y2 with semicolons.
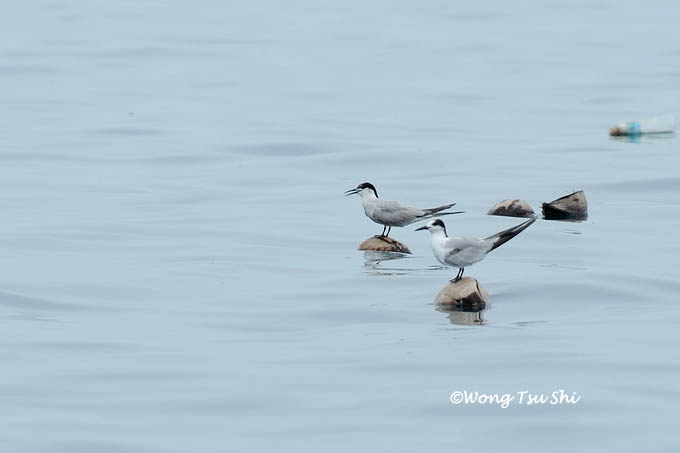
430;233;451;266
361;197;379;221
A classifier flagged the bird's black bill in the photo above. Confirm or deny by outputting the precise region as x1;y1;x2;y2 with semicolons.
344;188;359;196
415;225;428;231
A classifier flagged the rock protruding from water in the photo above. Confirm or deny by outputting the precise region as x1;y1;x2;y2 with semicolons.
487;199;535;218
542;190;588;220
358;236;412;254
434;277;490;309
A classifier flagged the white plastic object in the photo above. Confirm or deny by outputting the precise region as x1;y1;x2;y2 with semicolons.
609;114;676;136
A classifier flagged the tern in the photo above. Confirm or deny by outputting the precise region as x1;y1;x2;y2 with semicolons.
345;182;462;237
416;216;537;281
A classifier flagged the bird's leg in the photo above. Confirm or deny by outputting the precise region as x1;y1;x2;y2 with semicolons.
386;226;391;237
375;225;387;238
451;268;461;283
453;267;464;282
460;267;465;280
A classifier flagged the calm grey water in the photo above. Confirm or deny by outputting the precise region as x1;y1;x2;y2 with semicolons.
2;1;680;451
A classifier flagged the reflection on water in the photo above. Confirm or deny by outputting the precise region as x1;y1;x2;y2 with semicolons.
362;251;413;276
362;251;412;266
361;252;447;276
542;217;588;223
437;304;487;326
555;228;583;235
609;132;675;144
3;0;680;451
540;263;587;271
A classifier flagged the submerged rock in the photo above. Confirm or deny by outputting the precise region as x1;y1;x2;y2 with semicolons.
487;199;535;218
434;277;490;309
542;190;588;220
358;236;411;254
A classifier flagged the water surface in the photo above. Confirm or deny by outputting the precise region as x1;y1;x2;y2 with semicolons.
1;1;680;451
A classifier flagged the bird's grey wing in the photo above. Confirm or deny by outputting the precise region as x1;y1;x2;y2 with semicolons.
372;200;425;227
444;237;492;266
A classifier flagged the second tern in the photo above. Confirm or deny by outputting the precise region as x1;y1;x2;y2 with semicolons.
416;217;537;281
345;182;462;237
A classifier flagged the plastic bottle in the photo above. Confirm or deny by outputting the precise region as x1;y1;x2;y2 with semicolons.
609;114;676;136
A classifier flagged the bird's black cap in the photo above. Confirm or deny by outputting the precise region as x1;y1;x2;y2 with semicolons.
431;219;446;229
357;182;378;197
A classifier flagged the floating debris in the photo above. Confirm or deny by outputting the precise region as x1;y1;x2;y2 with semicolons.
487;199;535;218
542;190;588;221
434;277;490;309
609;114;675;136
358;236;411;254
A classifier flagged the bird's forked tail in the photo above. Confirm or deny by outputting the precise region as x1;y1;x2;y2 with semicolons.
486;216;537;253
421;203;464;218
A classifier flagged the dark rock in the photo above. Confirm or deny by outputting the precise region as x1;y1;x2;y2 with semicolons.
542;190;588;220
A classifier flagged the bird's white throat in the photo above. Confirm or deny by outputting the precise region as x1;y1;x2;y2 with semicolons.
358;189;378;202
428;227;448;239
359;189;379;215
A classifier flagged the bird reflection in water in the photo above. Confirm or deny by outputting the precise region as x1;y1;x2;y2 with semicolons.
362;251;414;276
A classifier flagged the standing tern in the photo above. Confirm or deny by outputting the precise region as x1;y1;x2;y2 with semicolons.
416;216;537;281
345;182;463;237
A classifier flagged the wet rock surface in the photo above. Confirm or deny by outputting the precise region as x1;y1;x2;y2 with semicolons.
542;190;588;220
357;236;412;254
434;277;490;309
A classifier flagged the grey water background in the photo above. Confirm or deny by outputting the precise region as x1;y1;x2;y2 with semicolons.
1;0;680;451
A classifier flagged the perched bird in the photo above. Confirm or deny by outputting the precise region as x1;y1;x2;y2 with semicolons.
345;182;462;237
416;216;537;281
